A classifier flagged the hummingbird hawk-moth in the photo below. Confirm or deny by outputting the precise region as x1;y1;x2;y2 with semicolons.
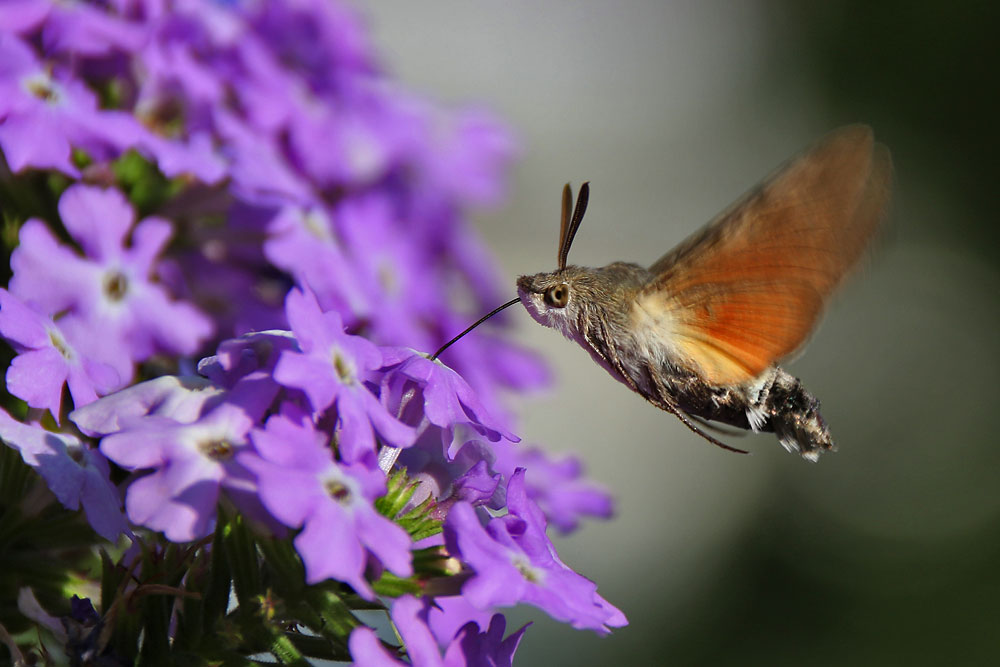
434;124;891;461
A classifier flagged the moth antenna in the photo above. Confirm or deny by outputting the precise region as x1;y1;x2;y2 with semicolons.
665;400;749;454
430;297;521;361
557;183;572;271
558;181;590;272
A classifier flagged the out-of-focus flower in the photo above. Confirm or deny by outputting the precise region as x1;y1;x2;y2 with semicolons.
0;0;145;56
0;408;127;541
348;594;529;667
262;204;366;323
0;289;122;420
445;469;627;634
9;185;213;363
241;408;412;599
0;35;140;175
491;441;614;534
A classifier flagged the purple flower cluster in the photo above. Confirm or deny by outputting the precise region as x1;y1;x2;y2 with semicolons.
0;0;624;662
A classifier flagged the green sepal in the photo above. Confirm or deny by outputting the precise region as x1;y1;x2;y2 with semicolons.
395;495;443;542
371;572;421;598
375;468;444;541
375;467;417;519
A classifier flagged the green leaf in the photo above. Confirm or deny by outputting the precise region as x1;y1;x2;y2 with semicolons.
222;513;263;608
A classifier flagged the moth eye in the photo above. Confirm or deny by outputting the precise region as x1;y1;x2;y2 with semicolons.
545;283;570;308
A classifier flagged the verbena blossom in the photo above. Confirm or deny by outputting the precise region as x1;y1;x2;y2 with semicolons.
349;595;529;667
0;34;139;176
9;184;213;366
96;401;258;542
0;289;121;419
241;407;412;599
273;287;417;463
445;469;627;634
0;1;624;663
0;408;127;542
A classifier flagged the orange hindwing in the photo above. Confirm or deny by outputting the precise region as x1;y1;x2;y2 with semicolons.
640;125;892;386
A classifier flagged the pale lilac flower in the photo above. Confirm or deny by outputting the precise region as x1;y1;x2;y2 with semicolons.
0;289;123;420
9;185;213;362
0;408;127;541
99;402;256;542
70;375;224;437
435;330;549;437
444;469;627;634
273;287;415;462
241;409;412;599
348;595;529;667
0;35;140;176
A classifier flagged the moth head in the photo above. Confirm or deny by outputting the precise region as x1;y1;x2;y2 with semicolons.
516;182;591;334
516;269;584;333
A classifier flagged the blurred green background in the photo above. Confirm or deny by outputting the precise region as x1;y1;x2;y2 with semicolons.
368;2;1000;664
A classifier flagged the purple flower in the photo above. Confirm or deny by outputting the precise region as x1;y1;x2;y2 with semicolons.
285;85;421;189
98;401;256;542
1;0;146;57
426;595;497;649
244;0;375;95
348;595;529;667
414;106;519;208
197;330;298;390
273;287;415;463
9;185;213;362
159;248;286;339
240;408;412;599
70;375;224;437
213;109;314;206
0;289;123;420
444;469;627;634
0;408;127;542
0;34;140;176
491;441;614;534
382;350;518;453
262;204;366;322
331;194;442;349
395;439;500;518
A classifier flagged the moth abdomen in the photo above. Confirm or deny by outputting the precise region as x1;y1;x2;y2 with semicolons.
652;365;834;460
760;369;835;461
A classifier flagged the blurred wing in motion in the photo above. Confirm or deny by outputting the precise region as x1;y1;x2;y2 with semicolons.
639;125;893;386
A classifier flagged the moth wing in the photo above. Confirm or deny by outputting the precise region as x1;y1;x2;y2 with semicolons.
639;124;892;386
